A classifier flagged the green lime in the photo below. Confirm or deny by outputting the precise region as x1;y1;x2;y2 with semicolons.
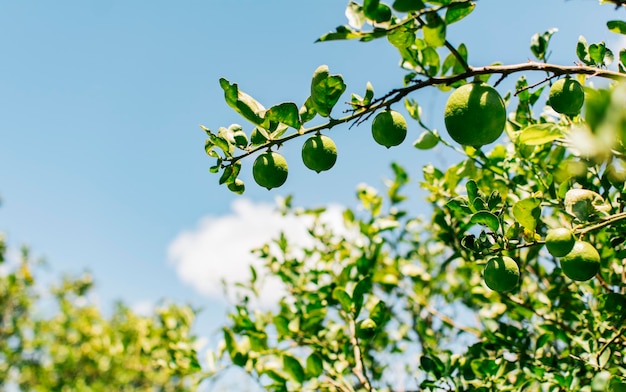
357;318;377;339
371;110;408;148
301;134;337;173
545;228;575;257
559;241;600;281
483;256;520;292
444;82;506;146
548;77;585;115
413;130;439;150
252;151;288;190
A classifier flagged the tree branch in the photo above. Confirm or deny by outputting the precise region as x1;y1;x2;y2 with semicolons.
221;61;626;165
348;317;373;391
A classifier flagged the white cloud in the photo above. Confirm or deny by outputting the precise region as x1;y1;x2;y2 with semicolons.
167;198;347;306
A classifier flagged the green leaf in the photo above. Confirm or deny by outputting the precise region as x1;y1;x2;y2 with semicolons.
227;179;245;194
387;24;417;49
620;49;626;73
393;0;425;12
264;369;288;383
283;355;305;384
530;28;558;61
250;127;269;145
576;36;593;65
607;20;626;35
210;133;234;158
405;98;422;121
346;1;366;29
332;287;353;313
423;12;446;48
229;124;249;149
223;328;238;358
300;96;317;123
422;46;440;76
305;353;324;378
370;300;388;325
512;198;541;231
317;25;361;42
219;78;265;125
517;123;563;145
589;42;613;66
466;179;479;203
469;211;500;232
445;2;476;25
310;65;347;117
353;278;372;318
263;102;301;130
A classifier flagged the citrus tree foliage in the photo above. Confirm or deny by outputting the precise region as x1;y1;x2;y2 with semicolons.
204;1;626;391
0;236;203;391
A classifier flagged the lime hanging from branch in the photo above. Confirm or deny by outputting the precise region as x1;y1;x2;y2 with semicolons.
444;82;506;146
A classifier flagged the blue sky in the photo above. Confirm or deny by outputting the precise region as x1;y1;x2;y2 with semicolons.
0;0;622;383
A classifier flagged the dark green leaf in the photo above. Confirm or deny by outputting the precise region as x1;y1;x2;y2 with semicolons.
353;278;372;318
227;179;245;194
332;287;353;313
370;300;388;325
576;36;593;65
445;2;476;25
283;355;305;384
392;0;425;12
306;353;324;378
250;127;269;145
223;328;237;358
263;102;301;130
469;211;500;232
219;78;265;125
607;20;626;35
466;179;479;203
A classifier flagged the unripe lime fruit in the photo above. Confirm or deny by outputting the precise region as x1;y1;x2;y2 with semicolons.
371;110;407;148
252;151;288;190
301;134;337;173
444;82;506;146
559;241;600;281
545;228;576;257
357;318;377;339
483;256;520;292
413;130;439;150
548;77;585;115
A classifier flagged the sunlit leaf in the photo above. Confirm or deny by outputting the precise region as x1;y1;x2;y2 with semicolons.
517;123;563;145
512;198;541;231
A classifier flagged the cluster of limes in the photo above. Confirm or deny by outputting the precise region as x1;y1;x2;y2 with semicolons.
545;228;600;281
483;227;600;293
252;133;338;190
252;76;586;190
